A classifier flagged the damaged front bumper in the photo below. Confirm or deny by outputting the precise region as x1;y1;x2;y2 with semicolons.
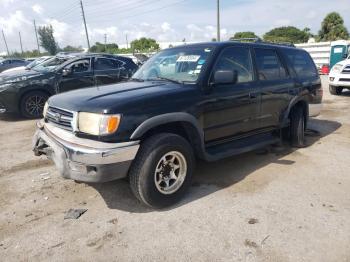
33;120;140;183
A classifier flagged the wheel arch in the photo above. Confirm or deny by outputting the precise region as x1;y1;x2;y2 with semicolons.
281;96;309;127
130;113;206;159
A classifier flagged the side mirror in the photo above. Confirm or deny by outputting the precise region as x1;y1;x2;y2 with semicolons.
62;68;72;76
343;53;348;59
213;70;237;85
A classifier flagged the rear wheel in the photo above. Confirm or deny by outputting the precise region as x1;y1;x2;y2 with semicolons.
290;106;305;147
20;91;49;119
329;85;343;95
129;133;194;208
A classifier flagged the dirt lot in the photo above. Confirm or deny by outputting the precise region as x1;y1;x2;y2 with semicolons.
0;76;349;262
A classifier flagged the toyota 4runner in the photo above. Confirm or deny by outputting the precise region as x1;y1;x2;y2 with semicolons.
33;41;322;208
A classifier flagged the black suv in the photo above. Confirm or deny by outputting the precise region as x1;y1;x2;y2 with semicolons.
33;41;322;208
0;53;138;118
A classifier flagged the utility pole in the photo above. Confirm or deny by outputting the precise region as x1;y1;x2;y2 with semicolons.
80;0;91;51
126;34;128;49
33;20;40;53
19;31;24;54
104;33;107;50
2;30;9;56
217;0;220;42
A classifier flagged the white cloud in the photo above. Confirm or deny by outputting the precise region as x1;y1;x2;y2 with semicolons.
0;10;30;34
0;0;15;6
43;19;69;43
32;4;43;14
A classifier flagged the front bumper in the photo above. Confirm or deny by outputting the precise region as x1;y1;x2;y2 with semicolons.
33;121;140;182
329;74;350;87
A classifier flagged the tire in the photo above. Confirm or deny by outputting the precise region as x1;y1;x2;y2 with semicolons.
290;106;305;147
20;91;49;119
129;133;195;208
329;85;343;95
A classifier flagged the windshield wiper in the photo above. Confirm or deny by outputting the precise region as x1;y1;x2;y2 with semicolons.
129;78;145;82
148;77;183;84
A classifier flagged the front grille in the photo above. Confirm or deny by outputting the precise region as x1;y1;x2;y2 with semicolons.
46;106;74;131
342;66;350;74
339;78;350;82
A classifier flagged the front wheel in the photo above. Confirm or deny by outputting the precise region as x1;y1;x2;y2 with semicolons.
129;133;195;208
20;91;49;119
329;85;343;95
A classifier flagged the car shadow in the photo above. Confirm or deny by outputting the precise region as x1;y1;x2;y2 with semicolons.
0;113;31;122
90;118;341;213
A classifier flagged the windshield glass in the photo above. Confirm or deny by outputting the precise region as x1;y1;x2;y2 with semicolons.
32;57;70;72
133;45;215;83
26;57;50;69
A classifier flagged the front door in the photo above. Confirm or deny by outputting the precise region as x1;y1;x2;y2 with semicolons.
202;46;261;142
58;58;94;93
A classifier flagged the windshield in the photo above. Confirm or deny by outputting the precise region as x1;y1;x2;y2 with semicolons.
26;57;50;69
132;45;215;83
31;57;70;72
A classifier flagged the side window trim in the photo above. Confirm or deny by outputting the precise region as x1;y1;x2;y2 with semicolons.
208;45;255;86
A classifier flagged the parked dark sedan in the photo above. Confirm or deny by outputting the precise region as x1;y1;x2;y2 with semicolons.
0;53;138;118
0;58;29;73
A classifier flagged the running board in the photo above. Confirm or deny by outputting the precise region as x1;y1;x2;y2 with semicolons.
204;132;280;162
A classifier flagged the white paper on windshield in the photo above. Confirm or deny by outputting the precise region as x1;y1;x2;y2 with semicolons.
177;55;200;62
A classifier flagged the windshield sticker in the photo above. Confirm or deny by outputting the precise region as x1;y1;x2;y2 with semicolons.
196;65;202;69
204;48;211;52
177;55;200;62
194;69;201;74
198;59;206;65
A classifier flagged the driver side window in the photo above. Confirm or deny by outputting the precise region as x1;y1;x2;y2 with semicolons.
213;47;254;83
67;59;90;73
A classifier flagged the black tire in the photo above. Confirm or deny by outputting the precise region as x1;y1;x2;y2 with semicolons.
329;85;343;95
290;106;305;147
20;91;49;119
129;133;195;208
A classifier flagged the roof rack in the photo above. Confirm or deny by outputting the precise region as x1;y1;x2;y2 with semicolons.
230;38;295;47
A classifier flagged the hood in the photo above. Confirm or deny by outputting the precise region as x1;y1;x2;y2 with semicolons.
335;59;350;67
49;81;192;114
0;69;44;83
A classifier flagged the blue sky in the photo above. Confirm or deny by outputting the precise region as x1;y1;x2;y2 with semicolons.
0;0;349;53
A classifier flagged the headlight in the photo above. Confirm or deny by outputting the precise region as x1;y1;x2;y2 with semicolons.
78;112;121;136
43;102;49;117
331;64;343;74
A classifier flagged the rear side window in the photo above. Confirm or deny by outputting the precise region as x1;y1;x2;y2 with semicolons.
213;46;254;83
95;58;123;70
254;48;287;81
283;49;318;78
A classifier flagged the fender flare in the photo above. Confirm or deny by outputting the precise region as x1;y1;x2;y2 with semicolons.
281;95;309;126
130;112;204;141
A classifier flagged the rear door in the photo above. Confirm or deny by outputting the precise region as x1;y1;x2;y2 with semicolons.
254;48;294;129
202;46;261;142
58;58;94;93
93;57;123;86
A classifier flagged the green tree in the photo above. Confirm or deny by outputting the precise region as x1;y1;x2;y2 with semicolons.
230;31;258;40
318;12;349;41
130;37;159;52
263;26;309;44
61;45;84;52
90;42;119;53
38;25;59;55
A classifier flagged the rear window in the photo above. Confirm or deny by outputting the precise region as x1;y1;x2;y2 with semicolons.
254;48;287;81
282;49;318;78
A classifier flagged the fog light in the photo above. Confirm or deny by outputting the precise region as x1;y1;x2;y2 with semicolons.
329;77;334;81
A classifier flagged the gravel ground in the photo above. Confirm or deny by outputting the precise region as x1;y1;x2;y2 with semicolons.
0;76;349;262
